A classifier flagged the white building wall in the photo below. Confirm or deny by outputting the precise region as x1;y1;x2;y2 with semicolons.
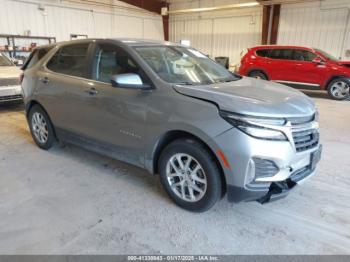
278;0;350;60
169;0;262;66
0;0;164;42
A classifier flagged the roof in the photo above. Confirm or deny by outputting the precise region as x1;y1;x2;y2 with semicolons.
48;38;176;47
250;45;314;51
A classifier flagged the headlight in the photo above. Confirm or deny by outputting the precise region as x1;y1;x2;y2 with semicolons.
220;111;287;141
314;109;319;122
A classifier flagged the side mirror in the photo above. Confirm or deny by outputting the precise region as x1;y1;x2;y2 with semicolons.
111;73;151;89
312;57;325;65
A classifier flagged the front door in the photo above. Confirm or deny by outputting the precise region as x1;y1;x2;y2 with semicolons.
81;42;151;167
291;49;327;87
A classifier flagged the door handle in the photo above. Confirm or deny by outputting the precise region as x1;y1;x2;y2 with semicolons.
39;77;50;84
84;87;98;95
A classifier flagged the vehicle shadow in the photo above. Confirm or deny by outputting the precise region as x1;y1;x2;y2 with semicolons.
48;142;169;202
0;102;25;113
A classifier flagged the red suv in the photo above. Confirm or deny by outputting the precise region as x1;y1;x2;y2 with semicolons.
238;45;350;100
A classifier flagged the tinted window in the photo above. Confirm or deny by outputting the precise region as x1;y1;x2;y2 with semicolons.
268;49;293;60
292;49;317;61
47;44;89;77
24;47;53;70
256;49;270;57
92;44;143;83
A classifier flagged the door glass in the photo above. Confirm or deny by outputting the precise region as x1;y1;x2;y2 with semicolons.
268;49;293;60
23;47;54;70
93;44;141;84
255;49;270;57
47;44;89;77
292;50;317;62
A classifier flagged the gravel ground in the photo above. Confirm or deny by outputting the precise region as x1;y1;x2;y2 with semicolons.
0;91;349;255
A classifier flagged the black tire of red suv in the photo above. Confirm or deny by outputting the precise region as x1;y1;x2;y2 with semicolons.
248;70;268;80
158;138;222;212
327;78;350;101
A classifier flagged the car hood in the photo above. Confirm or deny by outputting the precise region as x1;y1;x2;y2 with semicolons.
0;66;21;78
173;77;316;118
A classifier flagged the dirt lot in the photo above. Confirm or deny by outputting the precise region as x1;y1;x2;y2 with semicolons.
0;91;349;254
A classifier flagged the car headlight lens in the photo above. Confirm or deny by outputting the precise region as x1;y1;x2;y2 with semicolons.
220;111;287;141
314;109;320;122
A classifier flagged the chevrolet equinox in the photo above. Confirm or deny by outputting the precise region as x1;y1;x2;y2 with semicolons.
21;39;322;212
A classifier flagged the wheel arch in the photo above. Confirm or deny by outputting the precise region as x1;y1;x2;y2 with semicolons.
26;100;57;138
324;75;347;89
25;100;41;117
247;68;269;80
151;130;227;195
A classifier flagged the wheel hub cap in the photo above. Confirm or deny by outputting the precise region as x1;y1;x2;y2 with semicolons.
331;81;350;98
31;112;48;144
166;153;207;202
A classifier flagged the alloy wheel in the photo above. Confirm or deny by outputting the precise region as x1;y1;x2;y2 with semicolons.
330;80;350;99
31;112;49;144
166;153;207;202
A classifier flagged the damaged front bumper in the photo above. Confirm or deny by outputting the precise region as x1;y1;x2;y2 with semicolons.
227;145;322;204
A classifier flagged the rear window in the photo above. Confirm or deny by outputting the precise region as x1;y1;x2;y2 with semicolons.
255;49;270;57
46;44;89;78
23;47;54;70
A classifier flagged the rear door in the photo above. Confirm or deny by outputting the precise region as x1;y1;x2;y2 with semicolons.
264;48;296;81
42;43;93;132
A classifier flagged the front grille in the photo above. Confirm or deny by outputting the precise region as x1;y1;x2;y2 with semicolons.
253;157;279;178
292;129;319;152
0;77;19;87
0;94;22;102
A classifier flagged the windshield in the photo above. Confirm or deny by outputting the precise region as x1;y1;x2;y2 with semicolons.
314;48;340;62
0;53;14;66
134;45;239;85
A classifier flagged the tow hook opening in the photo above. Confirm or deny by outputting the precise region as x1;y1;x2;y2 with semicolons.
257;179;297;204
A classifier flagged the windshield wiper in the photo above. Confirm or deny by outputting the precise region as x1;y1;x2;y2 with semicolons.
174;81;195;85
214;79;233;83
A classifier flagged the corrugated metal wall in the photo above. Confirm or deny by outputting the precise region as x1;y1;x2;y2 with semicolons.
169;1;262;65
278;0;350;59
170;0;350;62
0;0;164;41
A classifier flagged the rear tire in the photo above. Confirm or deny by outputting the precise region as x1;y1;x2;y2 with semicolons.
158;139;222;212
28;105;55;150
327;78;350;100
248;70;267;80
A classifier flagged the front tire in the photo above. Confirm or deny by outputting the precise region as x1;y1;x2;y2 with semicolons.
28;105;55;150
248;70;267;80
158;139;222;212
327;78;350;100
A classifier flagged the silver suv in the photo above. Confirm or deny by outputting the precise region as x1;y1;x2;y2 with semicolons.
21;39;322;212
